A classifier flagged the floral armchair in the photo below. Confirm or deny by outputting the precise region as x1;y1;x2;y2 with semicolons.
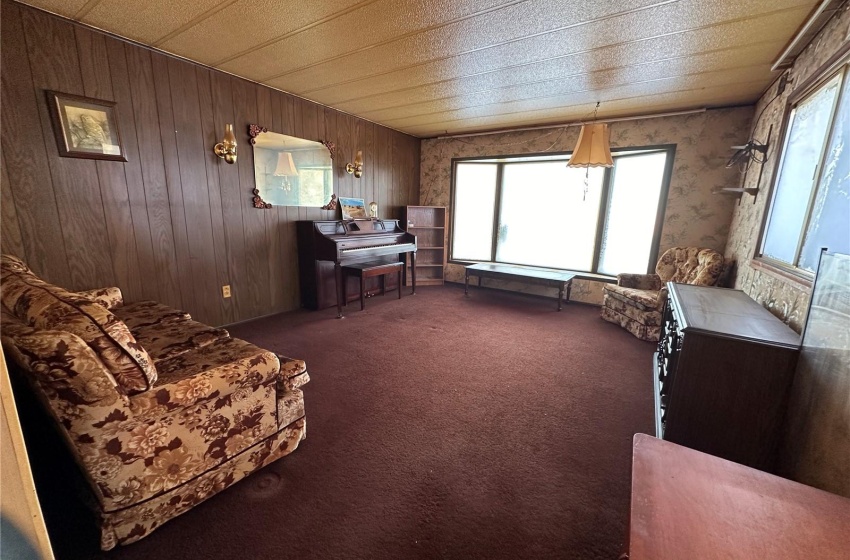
0;254;309;549
600;247;725;341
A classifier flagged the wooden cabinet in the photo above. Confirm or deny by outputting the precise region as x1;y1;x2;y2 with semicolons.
403;206;446;286
654;283;800;471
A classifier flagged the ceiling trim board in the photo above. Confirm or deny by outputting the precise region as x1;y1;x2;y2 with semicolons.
415;101;756;138
208;0;383;67
433;108;708;139
772;0;847;69
152;0;239;46
73;0;101;19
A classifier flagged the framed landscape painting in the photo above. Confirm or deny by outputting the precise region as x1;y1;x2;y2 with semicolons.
46;91;127;161
339;197;368;219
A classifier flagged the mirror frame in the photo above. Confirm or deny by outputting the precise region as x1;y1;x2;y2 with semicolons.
247;124;338;210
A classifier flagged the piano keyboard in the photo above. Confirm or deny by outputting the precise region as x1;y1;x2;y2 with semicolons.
341;243;413;253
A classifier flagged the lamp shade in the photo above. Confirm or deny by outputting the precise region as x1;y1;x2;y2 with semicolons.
567;123;614;168
273;152;298;176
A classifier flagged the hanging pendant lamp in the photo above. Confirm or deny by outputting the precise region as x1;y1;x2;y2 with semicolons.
567;102;614;168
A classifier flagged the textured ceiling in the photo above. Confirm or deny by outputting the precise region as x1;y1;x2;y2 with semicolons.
20;0;819;137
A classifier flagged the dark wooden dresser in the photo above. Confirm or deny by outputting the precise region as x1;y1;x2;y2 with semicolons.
654;283;800;471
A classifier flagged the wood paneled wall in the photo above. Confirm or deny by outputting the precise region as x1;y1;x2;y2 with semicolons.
0;0;420;326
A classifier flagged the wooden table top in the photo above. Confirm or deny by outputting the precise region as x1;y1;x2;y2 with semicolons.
669;283;800;348
465;263;575;282
628;434;850;560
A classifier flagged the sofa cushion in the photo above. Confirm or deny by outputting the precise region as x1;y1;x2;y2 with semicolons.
76;287;124;310
130;317;230;363
604;284;662;311
1;254;30;274
129;338;281;415
112;300;191;330
0;309;129;429
1;257;157;394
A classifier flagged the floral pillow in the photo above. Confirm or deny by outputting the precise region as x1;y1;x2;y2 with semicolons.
0;260;157;394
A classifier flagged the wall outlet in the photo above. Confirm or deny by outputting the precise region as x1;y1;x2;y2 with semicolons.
222;285;231;298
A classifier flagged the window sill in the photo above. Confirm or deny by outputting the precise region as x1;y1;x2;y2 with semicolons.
748;258;813;290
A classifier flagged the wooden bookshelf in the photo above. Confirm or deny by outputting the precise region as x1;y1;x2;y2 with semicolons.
404;206;447;286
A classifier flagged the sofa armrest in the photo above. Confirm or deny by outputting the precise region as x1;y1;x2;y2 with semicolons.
617;273;662;291
77;287;124;310
277;354;310;391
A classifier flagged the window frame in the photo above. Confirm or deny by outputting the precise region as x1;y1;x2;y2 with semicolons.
755;49;850;280
448;144;676;276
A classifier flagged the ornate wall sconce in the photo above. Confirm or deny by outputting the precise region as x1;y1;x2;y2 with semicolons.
345;150;363;178
214;124;238;164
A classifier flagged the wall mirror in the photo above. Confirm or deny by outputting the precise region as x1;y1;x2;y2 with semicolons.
249;125;334;208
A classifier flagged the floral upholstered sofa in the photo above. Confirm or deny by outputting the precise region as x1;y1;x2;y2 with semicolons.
600;247;725;342
0;254;309;549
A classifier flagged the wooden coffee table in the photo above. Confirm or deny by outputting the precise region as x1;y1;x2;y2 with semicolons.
464;263;575;311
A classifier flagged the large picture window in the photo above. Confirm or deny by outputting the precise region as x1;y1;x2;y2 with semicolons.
760;61;850;273
451;147;674;275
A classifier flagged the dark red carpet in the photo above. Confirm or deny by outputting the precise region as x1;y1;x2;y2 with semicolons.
34;285;655;559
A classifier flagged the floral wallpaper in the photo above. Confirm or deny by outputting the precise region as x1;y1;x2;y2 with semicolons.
725;4;850;333
420;107;753;304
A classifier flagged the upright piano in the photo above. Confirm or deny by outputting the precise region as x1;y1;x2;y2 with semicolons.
297;219;417;314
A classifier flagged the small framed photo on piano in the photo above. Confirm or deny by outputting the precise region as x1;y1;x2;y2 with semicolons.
339;197;368;220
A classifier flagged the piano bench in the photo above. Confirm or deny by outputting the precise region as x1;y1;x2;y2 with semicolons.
342;261;404;312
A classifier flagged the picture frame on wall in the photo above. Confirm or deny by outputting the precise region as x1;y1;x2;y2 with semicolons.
339;197;368;219
46;90;127;161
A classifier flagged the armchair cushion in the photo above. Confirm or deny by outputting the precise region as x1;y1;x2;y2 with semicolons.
616;273;663;291
656;247;724;285
604;285;663;311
